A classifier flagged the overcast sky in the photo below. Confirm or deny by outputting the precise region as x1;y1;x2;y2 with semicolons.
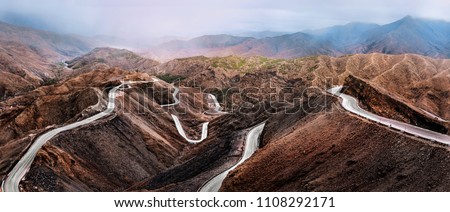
0;0;449;39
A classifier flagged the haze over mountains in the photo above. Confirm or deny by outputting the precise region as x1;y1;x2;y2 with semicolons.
145;16;450;61
0;21;101;99
1;13;450;192
1;15;449;111
2;51;449;191
1;14;446;98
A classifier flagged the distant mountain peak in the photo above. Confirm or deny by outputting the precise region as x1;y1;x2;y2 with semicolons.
402;15;414;20
148;16;450;60
386;15;422;30
398;15;417;23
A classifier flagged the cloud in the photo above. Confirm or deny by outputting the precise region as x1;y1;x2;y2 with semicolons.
0;0;449;40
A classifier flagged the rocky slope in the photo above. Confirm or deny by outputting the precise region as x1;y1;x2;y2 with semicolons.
0;68;134;180
1;46;449;192
0;21;99;98
0;21;97;61
143;35;254;62
19;69;270;191
149;53;449;120
0;40;60;98
67;47;160;76
221;103;450;192
343;75;449;134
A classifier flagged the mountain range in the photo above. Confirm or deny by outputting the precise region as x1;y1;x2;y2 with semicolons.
144;16;450;61
1;15;449;104
0;21;100;98
1;14;450;192
2;50;449;192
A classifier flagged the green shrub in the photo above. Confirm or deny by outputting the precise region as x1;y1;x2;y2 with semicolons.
156;74;186;83
41;78;59;86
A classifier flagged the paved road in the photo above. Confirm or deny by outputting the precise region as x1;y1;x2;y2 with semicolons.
328;86;450;145
1;77;257;191
199;122;266;192
159;83;209;143
171;114;209;144
205;94;227;115
0;78;222;192
2;83;126;192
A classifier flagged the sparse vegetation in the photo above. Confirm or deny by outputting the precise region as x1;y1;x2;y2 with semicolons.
211;56;247;70
41;77;59;86
308;64;318;72
0;90;6;102
156;73;186;83
208;56;292;74
95;58;107;63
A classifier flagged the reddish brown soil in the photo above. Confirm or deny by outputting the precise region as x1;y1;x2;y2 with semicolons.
67;47;159;76
343;75;449;134
1;51;448;192
20;72;271;191
221;107;450;192
150;54;449;120
0;68;150;179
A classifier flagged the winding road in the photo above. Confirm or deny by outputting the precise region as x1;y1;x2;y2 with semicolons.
208;94;221;111
199;122;266;192
2;83;126;192
4;82;446;192
171;114;209;144
205;94;227;115
328;86;450;145
160;83;225;143
1;78;227;191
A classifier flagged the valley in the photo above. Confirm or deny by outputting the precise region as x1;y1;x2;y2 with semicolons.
0;17;449;192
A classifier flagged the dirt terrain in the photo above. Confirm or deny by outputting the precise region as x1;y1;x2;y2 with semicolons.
0;68;143;180
343;75;449;134
221;104;450;192
150;53;449;120
18;69;266;191
0;21;98;98
1;49;449;192
67;47;160;76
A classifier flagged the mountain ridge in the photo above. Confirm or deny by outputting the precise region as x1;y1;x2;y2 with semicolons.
144;16;450;61
0;20;102;98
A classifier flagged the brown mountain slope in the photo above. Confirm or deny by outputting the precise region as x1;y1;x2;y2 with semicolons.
316;54;450;120
150;53;449;120
19;76;270;191
1;45;448;192
0;40;56;98
67;47;160;76
0;68;139;179
0;21;98;98
143;35;255;62
221;104;450;192
343;75;448;134
0;21;96;61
